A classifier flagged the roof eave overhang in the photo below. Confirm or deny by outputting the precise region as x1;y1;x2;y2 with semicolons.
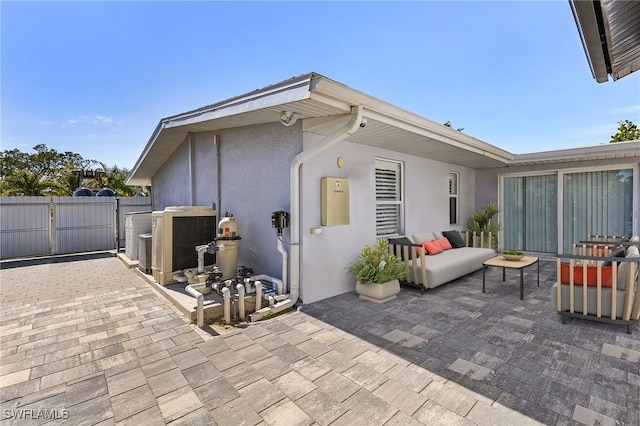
127;73;515;185
510;140;640;166
310;78;515;166
126;74;318;186
570;0;610;83
570;0;640;83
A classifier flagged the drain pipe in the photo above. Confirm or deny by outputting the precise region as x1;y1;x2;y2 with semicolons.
213;134;222;215
277;237;288;292
249;105;364;321
185;285;204;327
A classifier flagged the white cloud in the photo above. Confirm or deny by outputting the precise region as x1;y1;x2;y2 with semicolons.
67;115;118;125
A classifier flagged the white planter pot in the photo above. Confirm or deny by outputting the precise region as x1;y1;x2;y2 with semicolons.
355;279;400;303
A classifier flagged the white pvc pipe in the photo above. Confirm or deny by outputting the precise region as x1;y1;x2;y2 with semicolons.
184;285;204;327
255;281;263;310
222;287;231;324
249;105;363;322
277;237;288;291
196;245;207;273
251;274;283;296
236;284;245;320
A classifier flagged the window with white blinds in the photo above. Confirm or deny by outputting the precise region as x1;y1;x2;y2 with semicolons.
449;172;459;225
375;159;403;237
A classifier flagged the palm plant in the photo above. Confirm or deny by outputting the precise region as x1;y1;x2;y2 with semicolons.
467;201;501;247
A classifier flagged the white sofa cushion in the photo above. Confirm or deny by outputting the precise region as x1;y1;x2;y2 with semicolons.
411;232;435;244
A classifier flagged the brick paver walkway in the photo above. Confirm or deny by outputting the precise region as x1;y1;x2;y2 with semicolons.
2;253;544;425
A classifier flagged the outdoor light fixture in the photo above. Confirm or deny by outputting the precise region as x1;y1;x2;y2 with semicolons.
280;111;300;126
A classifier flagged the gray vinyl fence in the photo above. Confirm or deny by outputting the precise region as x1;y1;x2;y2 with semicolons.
0;196;151;260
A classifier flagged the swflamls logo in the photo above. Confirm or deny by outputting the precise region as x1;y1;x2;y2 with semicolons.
3;408;69;420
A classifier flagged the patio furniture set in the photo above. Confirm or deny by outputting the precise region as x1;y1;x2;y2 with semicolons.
389;232;640;333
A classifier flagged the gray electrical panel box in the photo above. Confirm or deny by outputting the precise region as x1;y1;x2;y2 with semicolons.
321;177;349;226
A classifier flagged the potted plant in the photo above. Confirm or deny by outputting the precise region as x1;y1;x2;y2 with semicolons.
347;238;407;303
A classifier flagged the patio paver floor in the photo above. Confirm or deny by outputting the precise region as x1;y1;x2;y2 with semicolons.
0;254;637;425
302;258;640;425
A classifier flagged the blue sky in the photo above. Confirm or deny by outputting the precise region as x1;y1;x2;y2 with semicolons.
2;1;639;170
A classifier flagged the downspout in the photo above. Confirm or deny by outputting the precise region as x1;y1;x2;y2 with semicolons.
249;104;364;321
188;133;195;205
213;134;221;214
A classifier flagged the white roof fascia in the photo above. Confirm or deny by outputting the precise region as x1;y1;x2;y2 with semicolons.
164;79;314;129
311;77;515;164
127;74;316;185
512;140;640;163
570;0;610;83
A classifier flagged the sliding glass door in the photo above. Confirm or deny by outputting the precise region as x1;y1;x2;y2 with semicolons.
562;169;633;253
503;174;558;253
502;167;634;254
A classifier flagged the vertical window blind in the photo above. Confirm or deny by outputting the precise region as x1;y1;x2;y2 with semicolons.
563;169;633;252
503;174;557;253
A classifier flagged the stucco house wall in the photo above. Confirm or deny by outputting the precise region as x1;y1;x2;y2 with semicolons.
150;121;477;304
299;138;477;304
150;122;302;280
152;138;191;208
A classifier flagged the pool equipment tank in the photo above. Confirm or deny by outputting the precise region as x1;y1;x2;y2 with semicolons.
216;212;241;279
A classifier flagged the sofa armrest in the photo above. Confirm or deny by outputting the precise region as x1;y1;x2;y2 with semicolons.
389;240;428;289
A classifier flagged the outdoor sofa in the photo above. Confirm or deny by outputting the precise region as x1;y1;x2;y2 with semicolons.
390;230;495;293
551;237;640;334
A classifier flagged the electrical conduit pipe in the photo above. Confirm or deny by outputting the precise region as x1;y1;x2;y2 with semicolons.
249;104;364;321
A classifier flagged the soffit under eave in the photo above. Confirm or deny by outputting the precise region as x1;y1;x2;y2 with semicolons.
127;98;350;185
311;77;514;163
571;0;640;83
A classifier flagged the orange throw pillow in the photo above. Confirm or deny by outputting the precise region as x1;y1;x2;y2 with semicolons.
559;263;614;288
435;238;452;251
423;240;443;255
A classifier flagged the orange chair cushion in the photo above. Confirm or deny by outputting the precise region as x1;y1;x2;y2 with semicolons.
559;263;614;288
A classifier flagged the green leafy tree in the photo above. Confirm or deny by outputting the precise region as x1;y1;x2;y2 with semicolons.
2;170;61;196
0;145;148;196
95;162;147;196
610;120;640;143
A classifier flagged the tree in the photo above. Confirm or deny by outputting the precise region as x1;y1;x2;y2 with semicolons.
0;145;147;196
610;120;640;143
2;170;60;196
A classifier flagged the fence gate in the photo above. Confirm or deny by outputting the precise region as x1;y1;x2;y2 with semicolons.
0;196;151;260
0;197;52;259
52;197;116;255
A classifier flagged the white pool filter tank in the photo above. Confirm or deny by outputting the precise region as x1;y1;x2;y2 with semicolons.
216;213;241;279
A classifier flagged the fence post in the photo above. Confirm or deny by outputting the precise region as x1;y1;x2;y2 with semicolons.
115;197;120;252
49;197;56;255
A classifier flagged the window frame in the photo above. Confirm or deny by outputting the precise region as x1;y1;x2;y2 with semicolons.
375;158;404;238
449;171;459;226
